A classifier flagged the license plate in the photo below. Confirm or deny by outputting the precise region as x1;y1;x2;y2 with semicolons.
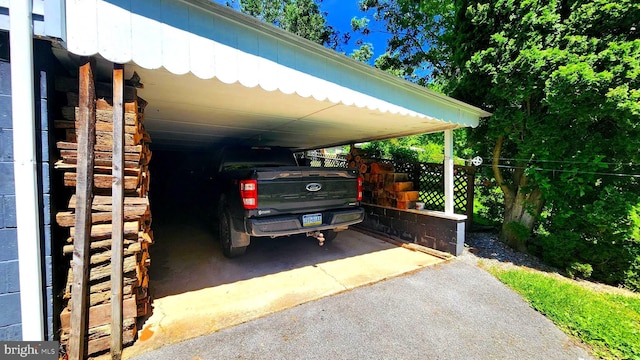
303;213;322;227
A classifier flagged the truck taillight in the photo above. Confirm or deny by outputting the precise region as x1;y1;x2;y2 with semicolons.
357;176;363;201
240;180;258;209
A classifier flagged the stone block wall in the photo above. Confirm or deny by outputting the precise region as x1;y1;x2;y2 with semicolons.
358;204;466;256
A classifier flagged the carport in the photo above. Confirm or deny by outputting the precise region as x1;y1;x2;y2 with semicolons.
58;0;490;251
12;0;490;357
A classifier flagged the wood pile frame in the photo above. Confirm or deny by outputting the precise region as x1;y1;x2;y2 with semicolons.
53;62;153;358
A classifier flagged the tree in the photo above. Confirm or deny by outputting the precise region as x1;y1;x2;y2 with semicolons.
227;0;347;49
350;42;374;63
355;1;449;85
366;0;640;288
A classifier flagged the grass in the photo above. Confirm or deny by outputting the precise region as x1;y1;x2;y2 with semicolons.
486;267;640;359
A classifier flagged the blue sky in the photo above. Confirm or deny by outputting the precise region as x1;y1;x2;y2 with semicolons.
320;0;390;59
214;0;391;61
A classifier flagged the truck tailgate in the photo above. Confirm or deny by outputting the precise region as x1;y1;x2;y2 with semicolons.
255;167;359;214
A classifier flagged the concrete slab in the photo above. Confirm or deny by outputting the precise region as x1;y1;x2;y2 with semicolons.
121;217;443;358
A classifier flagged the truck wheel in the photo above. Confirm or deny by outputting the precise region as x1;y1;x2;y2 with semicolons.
322;230;338;242
219;211;248;258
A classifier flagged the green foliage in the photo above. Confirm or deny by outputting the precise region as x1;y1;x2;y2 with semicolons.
503;221;530;242
350;43;374;63
228;0;347;49
474;183;504;226
503;220;530;251
535;191;640;290
488;267;640;359
419;142;444;163
366;0;640;289
567;262;593;280
358;0;455;85
359;140;388;159
358;132;473;165
388;145;419;163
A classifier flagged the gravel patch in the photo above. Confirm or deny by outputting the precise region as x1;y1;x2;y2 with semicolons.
459;230;558;272
459;230;639;298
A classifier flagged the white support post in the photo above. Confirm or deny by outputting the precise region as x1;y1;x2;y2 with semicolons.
444;129;454;215
10;0;46;341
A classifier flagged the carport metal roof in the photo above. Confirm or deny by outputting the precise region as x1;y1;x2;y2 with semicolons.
63;0;490;150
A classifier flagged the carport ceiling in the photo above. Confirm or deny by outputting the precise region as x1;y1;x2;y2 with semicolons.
61;0;491;151
135;66;466;150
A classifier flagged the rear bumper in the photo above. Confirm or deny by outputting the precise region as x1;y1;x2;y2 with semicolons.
245;207;364;237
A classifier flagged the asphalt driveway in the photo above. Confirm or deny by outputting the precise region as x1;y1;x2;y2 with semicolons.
131;260;591;360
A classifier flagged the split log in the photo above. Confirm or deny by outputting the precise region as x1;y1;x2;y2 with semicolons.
60;318;136;356
56;141;143;154
54;161;142;176
370;162;395;174
96;97;147;113
64;277;136;303
393;182;414;192
69;221;140;241
56;209;147;227
55;76;138;103
85;255;137;282
66;202;148;215
62;107;140;126
58;149;141;163
65;129;140;146
55;120;139;135
69;195;148;208
393;191;420;201
64;172;140;190
60;297;138;330
139;230;154;244
394;200;417;210
66;94;143;114
86;246;142;265
62;239;138;255
383;173;409;184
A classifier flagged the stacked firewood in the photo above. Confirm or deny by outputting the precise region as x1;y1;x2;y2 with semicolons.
347;147;420;210
53;80;153;355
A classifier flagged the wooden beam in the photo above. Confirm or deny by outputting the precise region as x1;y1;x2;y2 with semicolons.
111;63;125;359
69;58;96;360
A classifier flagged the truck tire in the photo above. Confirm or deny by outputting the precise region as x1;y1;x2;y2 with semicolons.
322;230;338;242
219;211;248;258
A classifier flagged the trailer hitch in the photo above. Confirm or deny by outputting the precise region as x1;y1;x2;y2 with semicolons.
307;231;325;247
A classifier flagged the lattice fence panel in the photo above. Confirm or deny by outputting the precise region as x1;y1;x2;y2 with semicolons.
305;151;348;168
301;152;475;218
389;161;475;216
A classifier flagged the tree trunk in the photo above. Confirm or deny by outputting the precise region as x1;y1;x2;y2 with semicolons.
492;136;545;252
500;186;544;252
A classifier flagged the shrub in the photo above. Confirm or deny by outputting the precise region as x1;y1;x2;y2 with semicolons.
536;188;640;292
388;145;419;163
567;262;593;280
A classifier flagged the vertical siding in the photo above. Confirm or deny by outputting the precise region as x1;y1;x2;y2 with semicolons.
0;57;22;341
33;39;56;341
0;38;55;341
38;68;53;341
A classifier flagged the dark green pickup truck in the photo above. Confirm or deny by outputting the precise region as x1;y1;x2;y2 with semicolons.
211;146;364;257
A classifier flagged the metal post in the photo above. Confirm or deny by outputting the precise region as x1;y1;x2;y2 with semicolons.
444;129;454;214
